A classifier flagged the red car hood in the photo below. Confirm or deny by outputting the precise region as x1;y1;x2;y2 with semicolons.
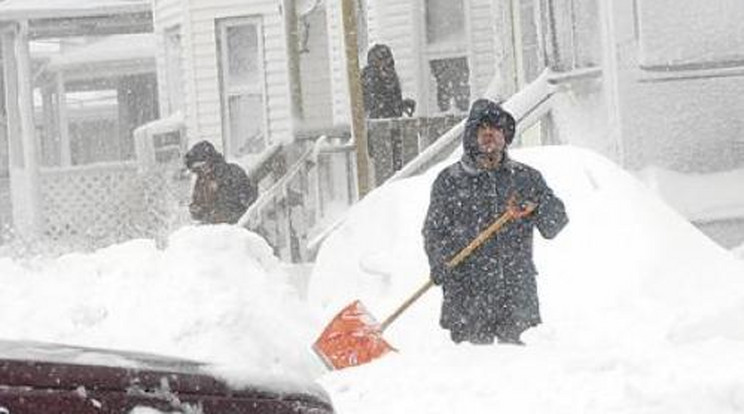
0;339;332;411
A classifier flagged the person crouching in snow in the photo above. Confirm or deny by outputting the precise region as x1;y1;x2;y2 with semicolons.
184;140;258;225
422;99;568;345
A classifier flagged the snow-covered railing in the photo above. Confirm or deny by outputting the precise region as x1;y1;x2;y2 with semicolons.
239;135;357;262
306;67;575;256
39;160;189;250
387;68;558;182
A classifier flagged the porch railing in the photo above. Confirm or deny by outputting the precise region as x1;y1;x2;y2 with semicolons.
306;68;571;256
238;134;357;262
366;114;464;186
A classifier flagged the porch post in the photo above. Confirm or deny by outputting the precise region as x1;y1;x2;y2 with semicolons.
283;0;304;121
1;21;42;238
597;0;624;165
341;0;370;197
509;0;526;89
56;73;71;167
41;84;56;165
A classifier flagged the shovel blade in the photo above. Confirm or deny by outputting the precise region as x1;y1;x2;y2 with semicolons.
313;300;394;370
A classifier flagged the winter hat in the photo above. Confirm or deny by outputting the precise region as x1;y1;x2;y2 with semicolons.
184;140;224;170
367;44;395;70
468;99;515;143
462;99;516;160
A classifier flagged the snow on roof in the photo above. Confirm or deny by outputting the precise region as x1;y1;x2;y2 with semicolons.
47;33;155;69
637;165;744;222
0;0;150;21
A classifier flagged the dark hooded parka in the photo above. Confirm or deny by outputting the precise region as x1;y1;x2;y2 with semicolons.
362;44;407;119
422;99;568;344
185;140;258;225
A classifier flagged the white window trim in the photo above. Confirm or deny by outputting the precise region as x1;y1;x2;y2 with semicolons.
216;16;269;157
164;25;184;116
415;0;473;116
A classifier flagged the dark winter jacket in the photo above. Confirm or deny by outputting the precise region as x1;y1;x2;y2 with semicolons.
362;44;411;119
185;141;258;225
422;100;568;343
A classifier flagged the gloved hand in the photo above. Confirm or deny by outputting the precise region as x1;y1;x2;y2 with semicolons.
189;202;205;220
506;194;537;219
402;98;416;117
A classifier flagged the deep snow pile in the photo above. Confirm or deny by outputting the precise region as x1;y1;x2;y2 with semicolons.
0;225;326;386
0;144;743;413
309;145;744;414
637;165;744;222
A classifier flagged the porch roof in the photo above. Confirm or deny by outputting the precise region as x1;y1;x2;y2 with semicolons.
48;33;155;70
0;0;150;21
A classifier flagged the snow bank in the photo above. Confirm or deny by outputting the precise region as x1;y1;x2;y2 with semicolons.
0;225;325;385
309;145;744;413
637;165;744;222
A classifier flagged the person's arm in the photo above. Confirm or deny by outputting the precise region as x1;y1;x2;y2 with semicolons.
237;169;258;209
531;172;568;239
189;175;214;223
422;174;456;285
189;200;205;221
219;165;257;224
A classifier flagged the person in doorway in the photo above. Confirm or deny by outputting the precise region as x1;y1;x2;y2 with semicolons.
422;99;568;345
361;43;415;119
361;44;416;182
184;140;258;225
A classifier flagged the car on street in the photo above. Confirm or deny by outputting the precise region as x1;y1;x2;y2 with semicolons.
0;340;334;414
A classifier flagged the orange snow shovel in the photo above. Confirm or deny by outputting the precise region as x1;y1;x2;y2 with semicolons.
313;196;536;370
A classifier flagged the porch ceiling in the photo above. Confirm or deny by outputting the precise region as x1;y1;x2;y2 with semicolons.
0;0;152;39
47;33;155;71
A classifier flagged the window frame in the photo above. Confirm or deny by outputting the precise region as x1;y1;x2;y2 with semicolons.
417;0;472;115
215;16;268;157
164;25;185;116
541;0;601;72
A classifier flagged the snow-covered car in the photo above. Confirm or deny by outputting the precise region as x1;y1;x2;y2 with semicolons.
0;340;334;414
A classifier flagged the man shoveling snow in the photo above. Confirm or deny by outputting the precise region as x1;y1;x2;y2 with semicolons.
423;99;568;345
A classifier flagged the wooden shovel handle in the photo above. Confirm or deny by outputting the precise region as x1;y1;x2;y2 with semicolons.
445;209;515;268
379;199;535;332
380;278;434;331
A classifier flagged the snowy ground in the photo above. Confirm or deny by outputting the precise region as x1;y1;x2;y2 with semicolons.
637;166;744;249
637;165;744;223
0;145;743;413
309;146;744;413
0;226;328;389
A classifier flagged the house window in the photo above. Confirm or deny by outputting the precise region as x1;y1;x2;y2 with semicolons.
542;0;600;72
216;18;266;157
507;0;546;86
423;0;470;113
635;0;744;69
425;0;465;46
164;26;184;115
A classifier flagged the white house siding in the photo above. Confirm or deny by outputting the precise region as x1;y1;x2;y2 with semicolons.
468;0;497;98
488;0;518;99
152;0;186;117
608;0;744;172
298;6;333;131
366;0;417;107
178;0;292;153
325;0;349;125
362;0;496;116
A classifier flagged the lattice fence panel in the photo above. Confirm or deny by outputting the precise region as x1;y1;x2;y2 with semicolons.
39;162;190;251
